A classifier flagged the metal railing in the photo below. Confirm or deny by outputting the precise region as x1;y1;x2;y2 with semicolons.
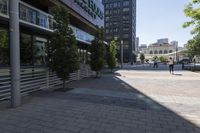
0;64;94;101
0;0;53;31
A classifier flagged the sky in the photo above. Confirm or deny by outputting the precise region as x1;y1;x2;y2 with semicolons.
136;0;193;47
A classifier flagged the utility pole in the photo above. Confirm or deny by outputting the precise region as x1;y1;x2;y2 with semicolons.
9;0;21;107
120;40;123;68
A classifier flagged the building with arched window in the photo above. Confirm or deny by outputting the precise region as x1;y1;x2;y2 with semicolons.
140;39;178;56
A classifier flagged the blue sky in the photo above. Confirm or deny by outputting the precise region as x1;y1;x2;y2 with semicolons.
136;0;193;46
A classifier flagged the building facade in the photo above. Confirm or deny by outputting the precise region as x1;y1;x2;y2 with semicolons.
135;37;139;55
0;0;104;100
0;0;104;66
140;39;182;61
141;39;178;55
103;0;136;63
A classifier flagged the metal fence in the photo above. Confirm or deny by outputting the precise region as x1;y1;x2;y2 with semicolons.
0;64;94;101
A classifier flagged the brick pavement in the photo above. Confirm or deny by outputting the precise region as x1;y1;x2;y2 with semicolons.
0;65;200;133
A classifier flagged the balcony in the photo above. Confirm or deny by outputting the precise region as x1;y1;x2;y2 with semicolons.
0;0;53;32
70;25;94;45
0;0;95;44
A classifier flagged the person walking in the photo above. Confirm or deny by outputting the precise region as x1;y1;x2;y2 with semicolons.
168;57;175;74
153;57;158;68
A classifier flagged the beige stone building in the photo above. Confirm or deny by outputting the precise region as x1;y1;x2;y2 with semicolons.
142;43;177;55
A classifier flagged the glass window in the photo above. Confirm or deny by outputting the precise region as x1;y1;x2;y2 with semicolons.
123;28;129;32
105;4;109;9
123;1;129;6
123;15;129;20
123;34;129;38
20;33;33;66
0;27;9;66
105;16;110;21
123;7;130;12
164;50;168;54
0;0;8;15
113;2;117;8
105;10;109;15
113;28;118;32
34;37;47;66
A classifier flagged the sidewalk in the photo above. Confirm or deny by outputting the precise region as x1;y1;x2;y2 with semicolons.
0;67;200;133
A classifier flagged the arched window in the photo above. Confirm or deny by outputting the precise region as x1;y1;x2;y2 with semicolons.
159;50;162;54
154;50;158;54
169;50;173;53
164;50;168;54
150;51;153;54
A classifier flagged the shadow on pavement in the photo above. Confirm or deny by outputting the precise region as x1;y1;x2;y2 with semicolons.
35;71;200;132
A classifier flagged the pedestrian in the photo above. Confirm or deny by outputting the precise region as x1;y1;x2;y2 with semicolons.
168;57;175;74
153;57;158;68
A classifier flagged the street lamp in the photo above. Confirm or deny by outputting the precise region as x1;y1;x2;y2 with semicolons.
175;44;178;62
120;40;123;68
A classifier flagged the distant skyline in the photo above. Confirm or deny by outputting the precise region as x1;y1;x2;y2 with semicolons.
136;0;193;47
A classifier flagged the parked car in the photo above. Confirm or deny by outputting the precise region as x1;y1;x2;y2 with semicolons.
177;59;191;64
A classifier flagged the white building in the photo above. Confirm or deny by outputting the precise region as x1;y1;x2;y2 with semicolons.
157;38;169;44
135;37;139;54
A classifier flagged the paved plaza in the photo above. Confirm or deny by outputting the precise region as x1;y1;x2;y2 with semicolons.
0;65;200;133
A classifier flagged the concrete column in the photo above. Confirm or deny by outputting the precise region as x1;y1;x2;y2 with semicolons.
9;0;21;107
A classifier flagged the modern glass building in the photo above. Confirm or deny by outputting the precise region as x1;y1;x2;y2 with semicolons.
103;0;136;63
0;0;104;101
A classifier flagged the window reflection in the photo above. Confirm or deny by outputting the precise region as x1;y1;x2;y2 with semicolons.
0;27;9;66
19;2;52;30
20;33;33;66
70;25;94;44
34;37;47;66
0;0;8;15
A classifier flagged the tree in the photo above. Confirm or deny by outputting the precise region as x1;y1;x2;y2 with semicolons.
187;35;200;56
153;56;158;61
49;6;79;89
107;40;117;72
183;0;200;35
183;0;200;56
90;27;105;77
159;56;167;63
140;53;145;63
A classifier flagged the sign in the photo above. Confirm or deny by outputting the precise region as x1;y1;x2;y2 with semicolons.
74;0;103;20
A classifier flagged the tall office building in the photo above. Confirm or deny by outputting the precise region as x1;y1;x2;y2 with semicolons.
103;0;136;63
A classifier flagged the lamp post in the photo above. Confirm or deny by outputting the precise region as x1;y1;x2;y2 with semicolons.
9;0;21;107
175;44;178;62
120;40;123;68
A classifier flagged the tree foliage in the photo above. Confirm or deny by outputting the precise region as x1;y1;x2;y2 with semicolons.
159;56;167;63
183;0;200;56
90;27;105;77
140;53;145;63
107;40;117;72
183;0;200;34
187;35;200;56
49;6;79;88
